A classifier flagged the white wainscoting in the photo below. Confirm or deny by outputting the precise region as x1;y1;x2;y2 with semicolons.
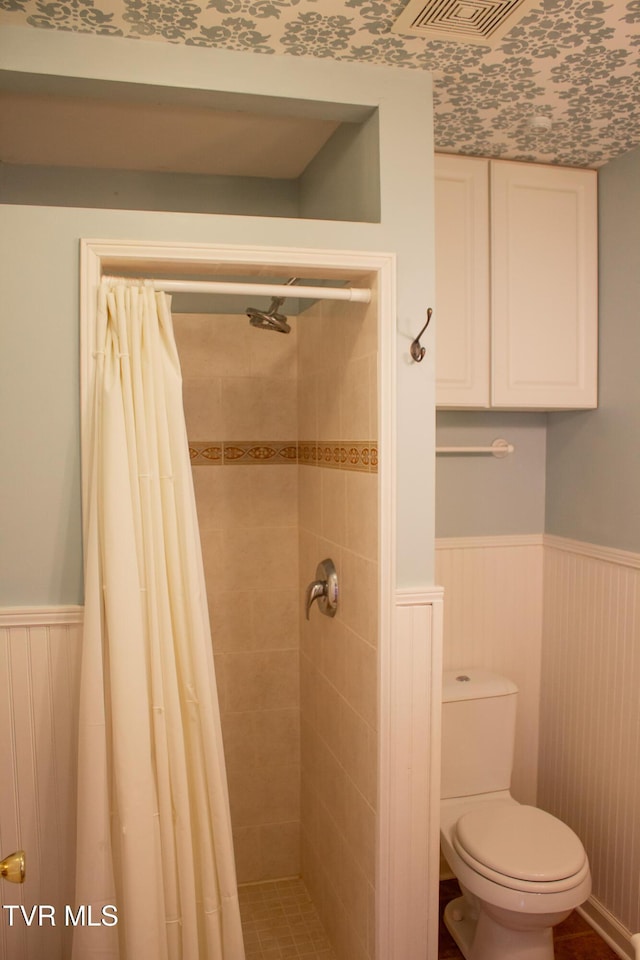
435;535;544;804
0;607;82;960
5;544;639;960
435;534;640;960
540;537;640;957
378;588;443;960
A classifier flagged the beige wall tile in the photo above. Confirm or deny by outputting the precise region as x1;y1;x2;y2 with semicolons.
219;526;298;592
297;373;318;440
339;855;371;956
174;313;252;380
252;708;300;767
220;377;263;441
208;468;253;528
315;672;343;761
344;779;376;883
297;302;323;377
260;820;300;879
341;355;371;442
232;825;263;884
222;377;297;440
208;588;299;653
192;467;229;530
317;739;348;839
246;465;298;528
209;590;254;653
200;528;225;590
316;368;342;442
345;472;378;561
223;649;300;713
179;300;379;944
320;468;347;546
339;550;375;646
298;466;322;537
248;319;298;381
319;619;349;698
339;700;377;809
300;656;318;731
213;653;226;714
182;376;224;438
343;628;377;730
221;711;257;773
227;760;300;827
249;589;299;651
368;353;378;443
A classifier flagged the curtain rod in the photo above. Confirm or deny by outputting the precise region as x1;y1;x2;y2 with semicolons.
102;276;372;304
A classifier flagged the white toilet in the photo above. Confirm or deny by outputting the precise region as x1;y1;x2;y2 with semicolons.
440;669;591;960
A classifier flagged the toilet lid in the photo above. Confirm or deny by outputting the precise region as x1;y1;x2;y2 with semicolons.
454;805;587;882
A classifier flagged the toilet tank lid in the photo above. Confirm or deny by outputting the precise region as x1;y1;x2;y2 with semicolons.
443;669;518;702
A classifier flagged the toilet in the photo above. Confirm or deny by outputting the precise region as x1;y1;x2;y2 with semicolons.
440;669;591;960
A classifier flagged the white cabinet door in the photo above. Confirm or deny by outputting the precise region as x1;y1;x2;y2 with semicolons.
434;155;490;408
490;160;598;409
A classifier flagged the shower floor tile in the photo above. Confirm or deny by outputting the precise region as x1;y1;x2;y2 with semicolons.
239;877;337;960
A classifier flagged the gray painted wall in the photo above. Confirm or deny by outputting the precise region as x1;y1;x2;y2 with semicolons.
0;163;300;217
299;112;381;223
435;412;547;538
0;29;436;604
545;145;640;552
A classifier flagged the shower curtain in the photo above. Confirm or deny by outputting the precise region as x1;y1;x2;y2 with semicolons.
74;279;245;960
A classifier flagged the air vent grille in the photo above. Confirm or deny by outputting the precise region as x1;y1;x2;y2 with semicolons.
391;0;541;46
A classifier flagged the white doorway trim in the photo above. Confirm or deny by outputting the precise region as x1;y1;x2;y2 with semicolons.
80;237;442;960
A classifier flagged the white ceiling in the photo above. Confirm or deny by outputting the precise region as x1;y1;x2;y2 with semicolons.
0;0;639;169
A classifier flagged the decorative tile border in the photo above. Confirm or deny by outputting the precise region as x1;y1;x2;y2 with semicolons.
305;441;377;473
189;440;378;473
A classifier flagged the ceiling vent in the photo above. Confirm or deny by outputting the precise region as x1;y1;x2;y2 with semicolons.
391;0;541;46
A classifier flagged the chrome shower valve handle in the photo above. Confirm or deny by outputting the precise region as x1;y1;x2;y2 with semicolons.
305;559;338;620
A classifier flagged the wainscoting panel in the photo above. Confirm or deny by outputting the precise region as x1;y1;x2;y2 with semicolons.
539;538;640;943
0;608;82;960
435;536;544;804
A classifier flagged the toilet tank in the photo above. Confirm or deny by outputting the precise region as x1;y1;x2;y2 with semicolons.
441;669;518;799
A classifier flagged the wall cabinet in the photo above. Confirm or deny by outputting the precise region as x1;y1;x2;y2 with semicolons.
434;154;598;409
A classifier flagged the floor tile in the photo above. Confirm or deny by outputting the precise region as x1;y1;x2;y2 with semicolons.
240;877;337;960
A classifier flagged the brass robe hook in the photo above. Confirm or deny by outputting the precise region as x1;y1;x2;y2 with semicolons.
410;307;433;362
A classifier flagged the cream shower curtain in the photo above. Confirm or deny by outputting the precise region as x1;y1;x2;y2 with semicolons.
74;279;245;960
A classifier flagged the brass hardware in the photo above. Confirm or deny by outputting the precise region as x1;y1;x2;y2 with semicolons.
0;850;26;884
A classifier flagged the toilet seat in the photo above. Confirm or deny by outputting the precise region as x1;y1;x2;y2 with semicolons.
453;804;589;894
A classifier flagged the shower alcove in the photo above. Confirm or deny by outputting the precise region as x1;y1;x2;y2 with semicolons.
81;238;441;960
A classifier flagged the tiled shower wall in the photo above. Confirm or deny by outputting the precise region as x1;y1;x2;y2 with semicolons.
174;287;380;960
298;293;379;960
174;312;301;883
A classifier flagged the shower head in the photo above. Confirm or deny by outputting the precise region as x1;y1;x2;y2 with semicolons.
246;278;298;334
247;298;291;334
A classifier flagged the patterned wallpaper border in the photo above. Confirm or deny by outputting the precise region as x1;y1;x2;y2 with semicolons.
189;440;377;473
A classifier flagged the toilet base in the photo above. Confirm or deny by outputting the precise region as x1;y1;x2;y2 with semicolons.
444;895;557;960
444;896;476;957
